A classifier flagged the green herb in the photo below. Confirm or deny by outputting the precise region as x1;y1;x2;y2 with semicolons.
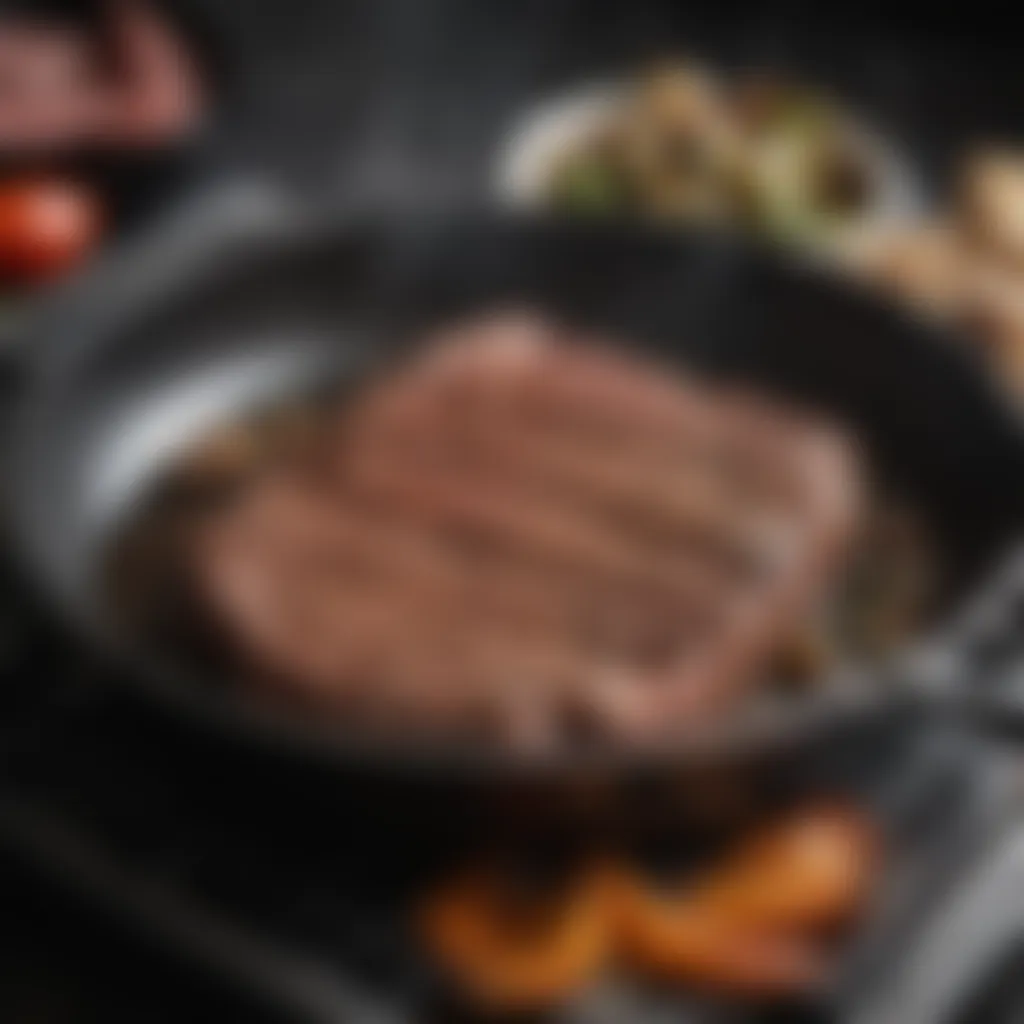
553;157;625;214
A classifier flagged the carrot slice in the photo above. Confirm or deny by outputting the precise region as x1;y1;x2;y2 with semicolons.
418;863;611;1013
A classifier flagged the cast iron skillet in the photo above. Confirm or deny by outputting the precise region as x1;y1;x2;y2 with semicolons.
7;208;1024;774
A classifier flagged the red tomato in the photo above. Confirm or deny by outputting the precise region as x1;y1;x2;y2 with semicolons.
0;177;103;284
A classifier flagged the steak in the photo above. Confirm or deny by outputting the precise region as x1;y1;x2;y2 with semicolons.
191;313;863;751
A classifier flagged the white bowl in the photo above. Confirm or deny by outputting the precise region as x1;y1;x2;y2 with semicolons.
495;78;927;235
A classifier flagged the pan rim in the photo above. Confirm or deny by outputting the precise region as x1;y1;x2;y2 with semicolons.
7;209;1024;778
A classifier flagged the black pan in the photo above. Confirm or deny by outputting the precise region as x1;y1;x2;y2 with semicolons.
7;207;1024;776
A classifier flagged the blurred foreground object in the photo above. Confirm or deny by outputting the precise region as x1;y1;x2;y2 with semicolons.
0;176;103;284
0;19;96;150
418;802;877;1012
840;148;1024;396
610;803;876;996
837;222;965;322
419;862;610;1013
98;0;205;147
0;0;204;154
960;150;1024;266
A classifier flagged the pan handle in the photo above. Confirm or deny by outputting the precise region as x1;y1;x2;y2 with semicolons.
847;822;1024;1024
903;544;1024;732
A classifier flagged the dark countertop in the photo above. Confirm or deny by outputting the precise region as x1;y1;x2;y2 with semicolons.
0;850;278;1024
